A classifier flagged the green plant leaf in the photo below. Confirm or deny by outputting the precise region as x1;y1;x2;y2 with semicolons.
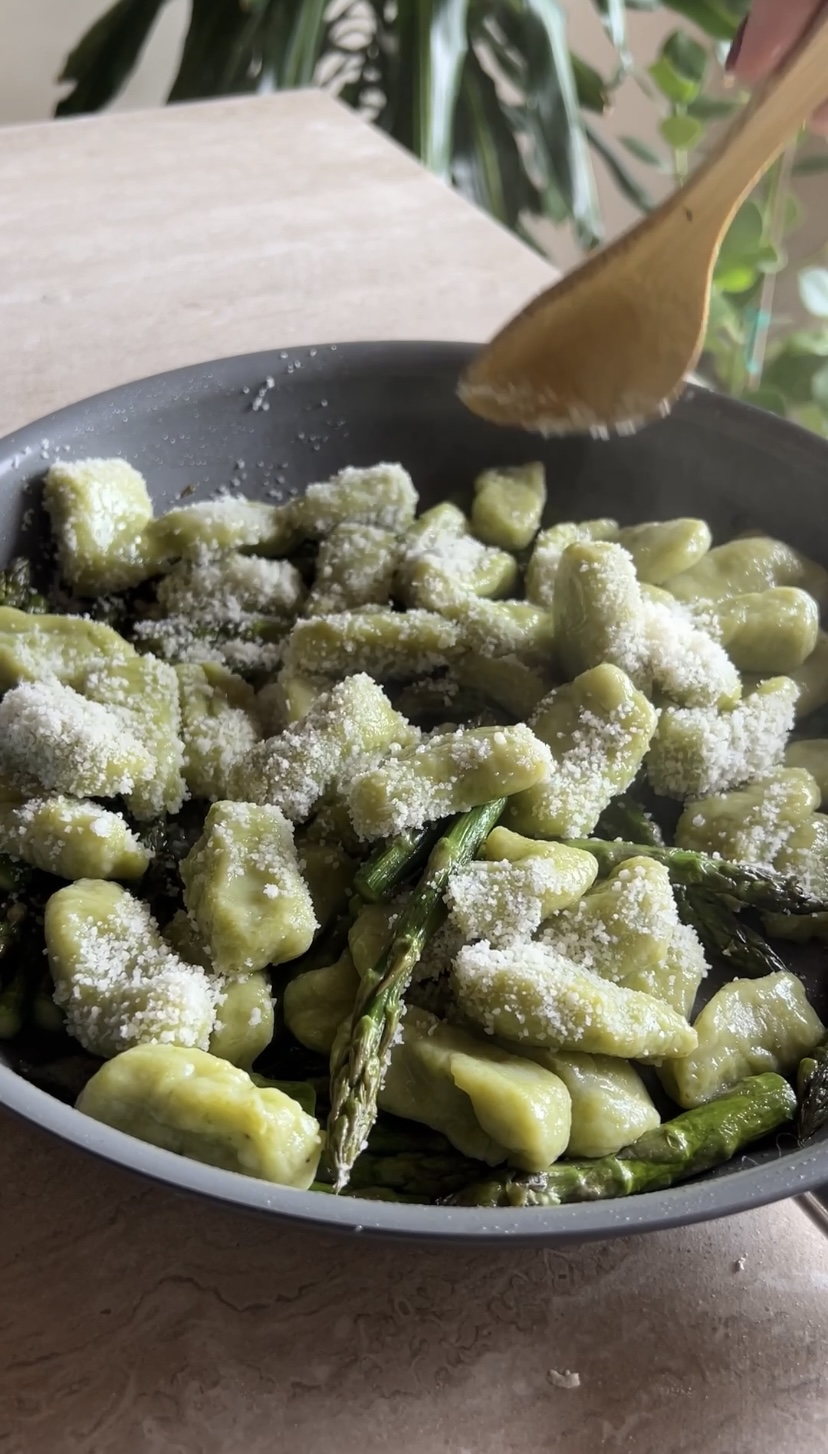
715;199;764;276
649;28;708;104
811;364;828;407
416;0;471;178
168;0;261;100
277;0;331;87
620;135;665;167
451;49;540;230
756;243;786;275
663;29;708;81
763;346;828;405
799;268;828;320
687;93;741;120
571;54;611;113
714;264;759;293
706;286;744;338
746;386;789;417
591;0;629;60
791;402;828;436
649;58;696;105
56;0;170;115
370;0;472;179
776;328;828;358
659;113;704;150
585;125;654;211
497;0;604;249
793;152;828;176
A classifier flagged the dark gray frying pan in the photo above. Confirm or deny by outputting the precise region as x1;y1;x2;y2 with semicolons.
1;340;827;1244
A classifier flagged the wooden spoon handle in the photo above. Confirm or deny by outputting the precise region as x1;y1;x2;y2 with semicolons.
682;5;828;242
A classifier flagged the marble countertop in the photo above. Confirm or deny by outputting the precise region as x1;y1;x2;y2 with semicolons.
0;90;826;1454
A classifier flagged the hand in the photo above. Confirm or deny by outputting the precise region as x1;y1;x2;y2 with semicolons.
727;0;828;134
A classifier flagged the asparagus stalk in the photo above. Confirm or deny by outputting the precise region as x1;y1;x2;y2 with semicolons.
32;972;65;1036
565;839;826;915
448;1074;796;1207
348;1150;480;1197
310;1182;424;1203
596;796;663;848
0;558;48;613
675;886;790;978
326;798;507;1191
365;1117;455;1156
797;1035;828;1142
0;960;29;1039
353;822;444;904
251;1075;319;1118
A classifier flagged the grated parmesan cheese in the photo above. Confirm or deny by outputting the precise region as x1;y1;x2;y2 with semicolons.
233;673;417;822
0;679;153;798
451;940;698;1060
647;677;798;800
45;880;217;1060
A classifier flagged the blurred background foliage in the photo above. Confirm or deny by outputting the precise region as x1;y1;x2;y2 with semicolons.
58;0;828;435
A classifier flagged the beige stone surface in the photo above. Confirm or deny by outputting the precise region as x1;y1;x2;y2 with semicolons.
0;90;827;1454
0;91;553;438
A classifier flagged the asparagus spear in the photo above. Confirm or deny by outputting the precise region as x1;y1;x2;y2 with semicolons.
353;822;444;904
565;839;826;916
674;886;790;978
0;558;48;613
326;798;506;1191
0;959;29;1039
32;972;65;1036
596;796;663;848
310;1181;424;1203
448;1074;796;1207
348;1150;480;1197
250;1075;320;1118
797;1035;828;1142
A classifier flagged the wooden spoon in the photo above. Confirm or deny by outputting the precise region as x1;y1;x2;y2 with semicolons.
459;8;828;439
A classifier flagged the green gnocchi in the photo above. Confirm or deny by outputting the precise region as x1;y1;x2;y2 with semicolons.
1;448;824;1205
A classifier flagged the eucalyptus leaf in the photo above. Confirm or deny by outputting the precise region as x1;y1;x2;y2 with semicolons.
811;364;828;408
659;113;704;150
620;135;666;168
716;200;764;266
773;328;828;359
649;59;698;105
662;29;708;81
763;347;828;406
713;263;759;294
746;386;788;417
687;93;740;120
791;403;828;436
